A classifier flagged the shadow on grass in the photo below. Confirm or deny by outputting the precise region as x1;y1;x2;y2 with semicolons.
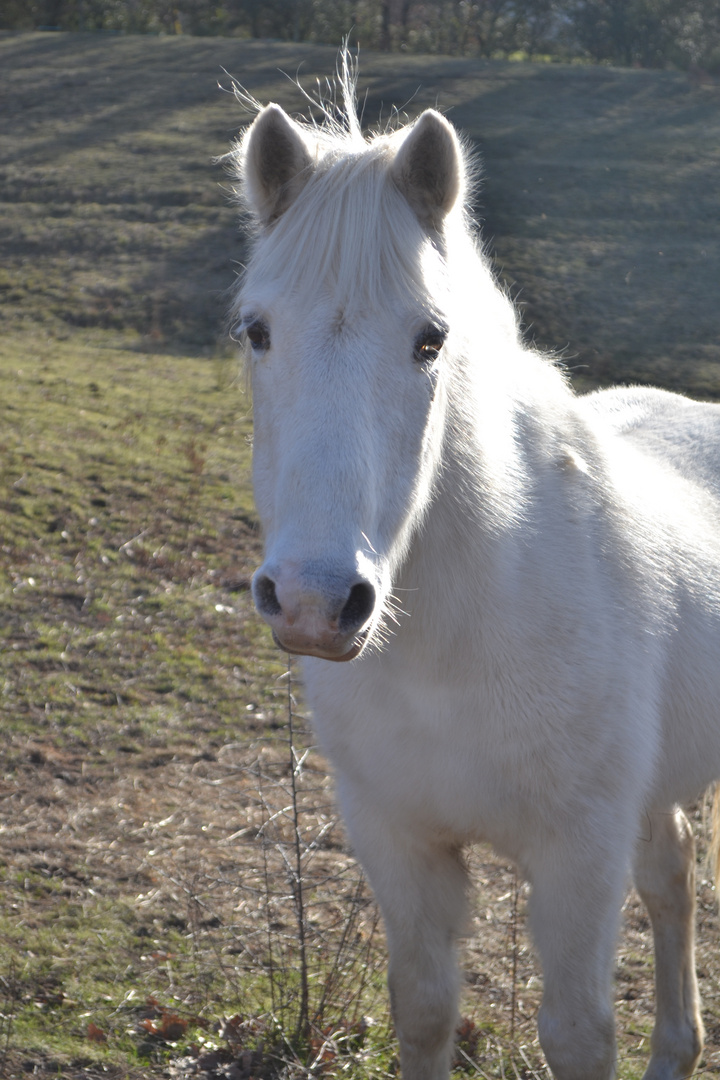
1;36;719;388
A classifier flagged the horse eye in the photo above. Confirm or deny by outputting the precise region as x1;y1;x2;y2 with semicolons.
414;325;446;364
246;319;270;352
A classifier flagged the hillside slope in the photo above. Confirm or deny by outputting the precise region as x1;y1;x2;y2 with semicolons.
1;33;718;392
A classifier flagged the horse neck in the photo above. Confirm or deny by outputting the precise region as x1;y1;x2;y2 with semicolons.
395;342;575;652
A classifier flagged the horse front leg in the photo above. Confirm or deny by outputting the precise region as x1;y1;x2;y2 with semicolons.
633;807;703;1080
340;793;469;1080
526;826;631;1080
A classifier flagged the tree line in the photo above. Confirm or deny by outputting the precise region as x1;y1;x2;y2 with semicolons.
4;0;720;72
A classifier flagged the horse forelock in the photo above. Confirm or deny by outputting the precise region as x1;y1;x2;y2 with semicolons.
236;132;461;326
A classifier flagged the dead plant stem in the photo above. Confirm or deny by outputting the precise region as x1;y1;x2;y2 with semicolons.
258;755;278;1020
286;661;310;1045
509;870;519;1044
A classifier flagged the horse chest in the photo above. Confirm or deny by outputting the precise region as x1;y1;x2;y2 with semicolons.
303;659;579;848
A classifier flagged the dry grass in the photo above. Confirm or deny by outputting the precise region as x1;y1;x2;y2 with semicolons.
2;683;719;1077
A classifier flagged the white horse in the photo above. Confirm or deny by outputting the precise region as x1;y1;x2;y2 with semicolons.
229;77;720;1080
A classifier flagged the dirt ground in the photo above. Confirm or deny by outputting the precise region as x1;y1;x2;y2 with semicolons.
3;718;720;1077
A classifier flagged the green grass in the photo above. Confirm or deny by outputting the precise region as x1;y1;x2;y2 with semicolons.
0;334;276;749
0;31;719;1079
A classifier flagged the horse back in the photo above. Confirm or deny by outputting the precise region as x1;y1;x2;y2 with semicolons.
579;385;720;805
580;384;720;496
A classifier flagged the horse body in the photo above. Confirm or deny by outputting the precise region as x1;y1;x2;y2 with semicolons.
231;88;720;1080
581;387;720;807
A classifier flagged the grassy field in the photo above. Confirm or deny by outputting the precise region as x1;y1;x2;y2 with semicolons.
0;30;719;1080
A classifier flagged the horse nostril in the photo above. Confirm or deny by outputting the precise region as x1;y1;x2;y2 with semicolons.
339;581;376;634
255;574;282;617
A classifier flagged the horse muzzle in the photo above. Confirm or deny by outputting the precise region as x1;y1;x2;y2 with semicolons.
270;627;368;662
253;564;376;663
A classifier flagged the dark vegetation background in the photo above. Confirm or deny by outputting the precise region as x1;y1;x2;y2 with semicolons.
0;26;719;1080
3;1;720;73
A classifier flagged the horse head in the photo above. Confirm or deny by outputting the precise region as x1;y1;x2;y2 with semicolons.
232;102;467;661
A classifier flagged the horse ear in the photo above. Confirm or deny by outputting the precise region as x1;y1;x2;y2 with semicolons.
241;104;314;225
391;110;463;230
